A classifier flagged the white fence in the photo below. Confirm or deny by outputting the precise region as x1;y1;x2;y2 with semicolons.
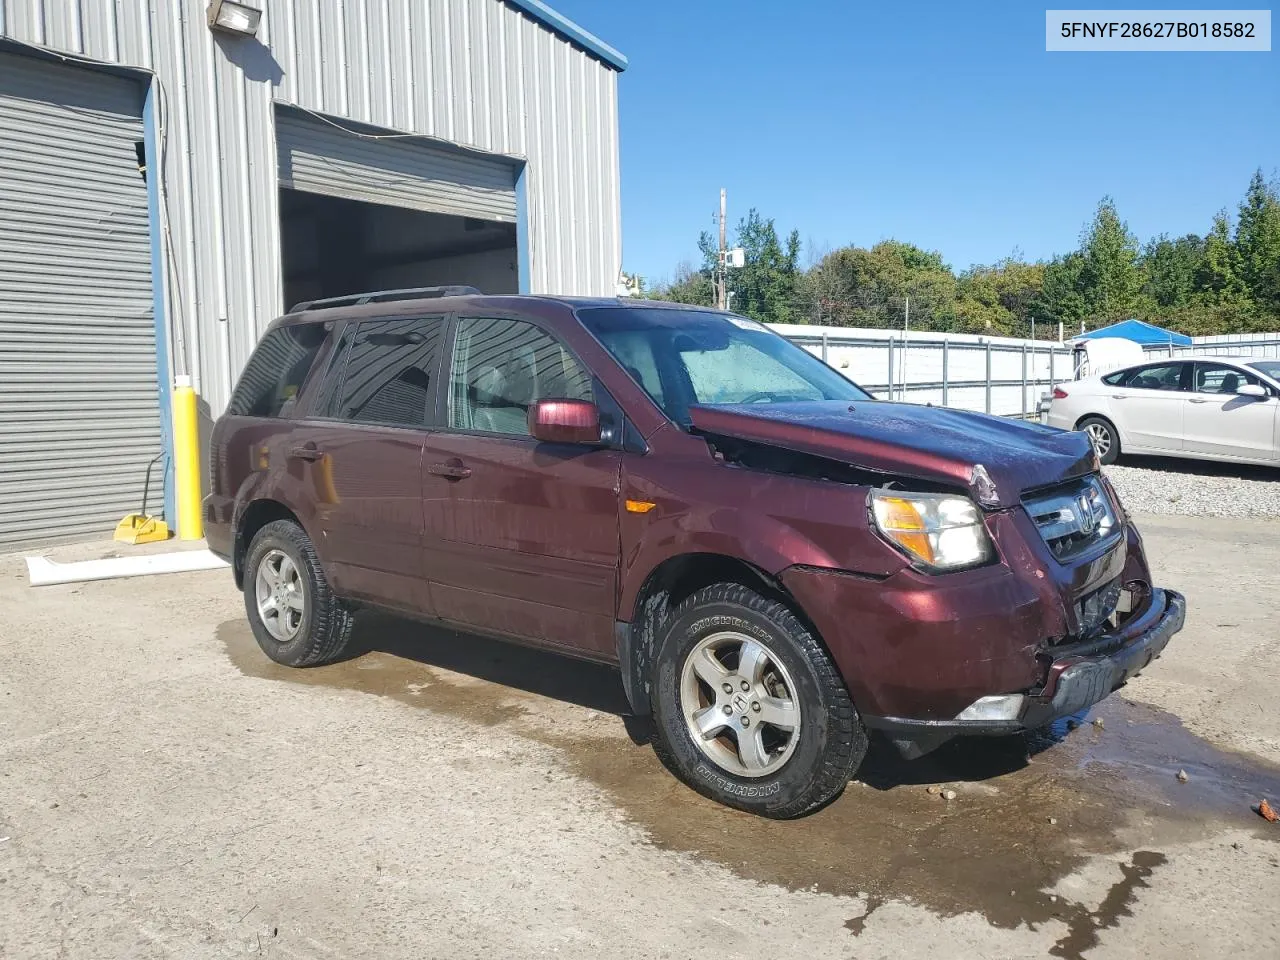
1141;332;1280;359
771;324;1072;418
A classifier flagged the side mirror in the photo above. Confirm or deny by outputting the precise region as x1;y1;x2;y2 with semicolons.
528;398;602;444
1236;383;1267;399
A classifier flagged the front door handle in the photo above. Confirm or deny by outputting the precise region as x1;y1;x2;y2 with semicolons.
427;459;472;480
288;442;323;461
1188;398;1209;404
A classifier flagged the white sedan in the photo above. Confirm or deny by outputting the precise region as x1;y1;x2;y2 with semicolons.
1046;355;1280;466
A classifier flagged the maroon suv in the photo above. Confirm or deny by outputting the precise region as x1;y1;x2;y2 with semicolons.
206;287;1185;818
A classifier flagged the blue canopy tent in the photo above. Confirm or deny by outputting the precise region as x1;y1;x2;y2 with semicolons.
1074;318;1192;346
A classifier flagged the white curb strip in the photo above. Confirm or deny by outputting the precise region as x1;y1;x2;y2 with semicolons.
26;550;230;587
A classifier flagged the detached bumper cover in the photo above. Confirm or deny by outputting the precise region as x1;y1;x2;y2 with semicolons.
865;587;1186;739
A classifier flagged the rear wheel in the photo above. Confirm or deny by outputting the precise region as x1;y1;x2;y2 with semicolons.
243;519;356;667
650;583;867;818
1079;415;1120;465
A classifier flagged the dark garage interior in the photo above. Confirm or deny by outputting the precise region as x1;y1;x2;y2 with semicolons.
279;188;519;310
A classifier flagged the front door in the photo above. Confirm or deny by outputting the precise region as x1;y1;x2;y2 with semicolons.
289;315;445;614
1109;361;1189;452
421;315;622;657
1183;362;1280;460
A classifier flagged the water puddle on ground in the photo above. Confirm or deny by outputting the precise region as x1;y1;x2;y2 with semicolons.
220;616;1280;958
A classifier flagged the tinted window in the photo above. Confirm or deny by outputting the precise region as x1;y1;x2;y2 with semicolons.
449;317;592;436
1125;363;1186;391
1101;370;1130;386
1193;363;1264;395
578;307;870;425
333;317;442;428
228;323;328;418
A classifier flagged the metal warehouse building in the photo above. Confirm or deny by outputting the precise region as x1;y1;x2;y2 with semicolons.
0;0;625;547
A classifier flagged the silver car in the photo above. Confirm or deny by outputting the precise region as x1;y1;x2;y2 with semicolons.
1046;355;1280;466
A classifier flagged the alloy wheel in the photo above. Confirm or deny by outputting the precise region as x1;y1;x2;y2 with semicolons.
679;631;802;778
254;548;305;642
1086;422;1112;458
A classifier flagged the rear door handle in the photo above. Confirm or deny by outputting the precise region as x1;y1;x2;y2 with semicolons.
1110;394;1127;400
288;443;323;461
1187;398;1209;404
427;459;472;480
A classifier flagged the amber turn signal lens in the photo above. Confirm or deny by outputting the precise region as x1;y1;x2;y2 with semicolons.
871;496;935;564
869;491;993;571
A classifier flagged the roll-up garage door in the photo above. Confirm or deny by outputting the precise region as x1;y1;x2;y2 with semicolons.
0;54;162;548
275;108;518;222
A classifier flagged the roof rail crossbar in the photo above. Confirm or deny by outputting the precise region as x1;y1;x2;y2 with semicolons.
289;285;482;313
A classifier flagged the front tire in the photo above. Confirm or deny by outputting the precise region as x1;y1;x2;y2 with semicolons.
1079;415;1120;465
650;583;867;818
243;519;356;667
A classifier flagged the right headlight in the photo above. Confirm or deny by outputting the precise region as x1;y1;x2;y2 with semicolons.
869;490;994;571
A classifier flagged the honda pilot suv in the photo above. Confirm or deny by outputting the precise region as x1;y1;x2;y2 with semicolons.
206;287;1185;819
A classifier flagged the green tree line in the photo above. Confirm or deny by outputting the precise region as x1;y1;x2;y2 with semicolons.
644;170;1280;339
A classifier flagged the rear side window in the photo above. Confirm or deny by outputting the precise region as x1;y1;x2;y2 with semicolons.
1125;363;1186;391
332;317;443;428
1101;370;1131;386
228;323;327;418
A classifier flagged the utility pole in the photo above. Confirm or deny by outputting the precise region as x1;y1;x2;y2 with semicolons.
717;188;727;310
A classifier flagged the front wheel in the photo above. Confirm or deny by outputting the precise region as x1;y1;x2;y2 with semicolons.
650;583;867;818
1079;415;1120;465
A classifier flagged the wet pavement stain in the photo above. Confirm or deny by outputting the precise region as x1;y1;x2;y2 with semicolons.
220;617;530;728
219;615;1280;954
1049;850;1165;959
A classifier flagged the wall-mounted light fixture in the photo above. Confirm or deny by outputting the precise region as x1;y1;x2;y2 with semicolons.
207;0;262;37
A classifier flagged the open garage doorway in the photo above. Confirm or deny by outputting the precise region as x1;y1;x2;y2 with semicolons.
279;189;519;310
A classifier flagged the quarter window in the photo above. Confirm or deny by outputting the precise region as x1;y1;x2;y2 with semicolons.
228;323;328;418
449;317;592;436
332;317;442;428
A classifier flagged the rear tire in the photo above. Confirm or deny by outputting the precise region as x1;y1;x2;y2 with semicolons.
1079;415;1120;465
649;583;867;819
243;519;356;667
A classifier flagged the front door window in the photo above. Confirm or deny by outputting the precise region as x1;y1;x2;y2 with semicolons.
448;317;592;436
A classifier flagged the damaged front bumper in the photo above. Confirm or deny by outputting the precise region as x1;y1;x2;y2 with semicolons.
862;588;1186;758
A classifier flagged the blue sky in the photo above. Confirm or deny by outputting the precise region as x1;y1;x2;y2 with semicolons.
549;1;1278;284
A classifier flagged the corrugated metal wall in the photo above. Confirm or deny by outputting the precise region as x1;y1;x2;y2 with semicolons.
0;0;624;416
0;53;163;546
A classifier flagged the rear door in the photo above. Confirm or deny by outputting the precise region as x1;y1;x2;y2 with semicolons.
1183;362;1279;460
421;314;622;657
289;315;445;614
1106;361;1190;452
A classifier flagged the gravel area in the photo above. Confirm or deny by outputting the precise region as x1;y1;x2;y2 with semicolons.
1105;459;1280;518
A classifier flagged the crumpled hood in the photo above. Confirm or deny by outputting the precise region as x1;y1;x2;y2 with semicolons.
688;400;1096;508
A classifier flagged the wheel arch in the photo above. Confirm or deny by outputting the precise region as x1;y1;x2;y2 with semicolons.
616;552;816;718
1074;411;1117;432
234;499;303;589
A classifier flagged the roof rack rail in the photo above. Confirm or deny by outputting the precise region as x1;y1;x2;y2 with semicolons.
289;285;483;313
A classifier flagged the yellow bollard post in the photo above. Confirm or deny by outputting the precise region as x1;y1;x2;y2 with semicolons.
172;374;204;541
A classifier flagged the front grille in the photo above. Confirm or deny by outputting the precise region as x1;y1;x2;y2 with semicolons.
1024;475;1119;561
